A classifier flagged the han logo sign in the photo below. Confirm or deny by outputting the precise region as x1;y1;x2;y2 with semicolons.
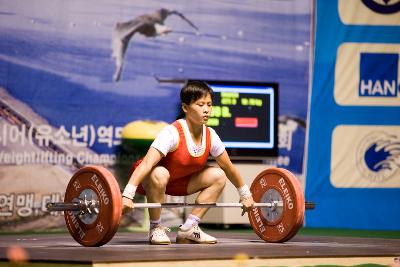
334;43;400;106
359;53;399;98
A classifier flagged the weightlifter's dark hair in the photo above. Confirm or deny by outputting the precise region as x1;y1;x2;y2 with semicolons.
180;80;214;105
176;81;214;120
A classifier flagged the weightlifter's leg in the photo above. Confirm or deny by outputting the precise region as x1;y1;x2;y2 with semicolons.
188;166;227;217
177;166;227;244
142;166;171;245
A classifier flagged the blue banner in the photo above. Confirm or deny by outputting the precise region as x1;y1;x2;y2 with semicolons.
306;0;400;230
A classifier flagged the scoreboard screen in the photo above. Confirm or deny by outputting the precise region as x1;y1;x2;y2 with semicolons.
203;80;278;158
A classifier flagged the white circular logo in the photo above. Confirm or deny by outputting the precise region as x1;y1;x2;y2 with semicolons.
362;0;400;14
356;131;400;182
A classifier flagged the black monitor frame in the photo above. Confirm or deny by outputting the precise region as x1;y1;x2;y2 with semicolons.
202;80;279;159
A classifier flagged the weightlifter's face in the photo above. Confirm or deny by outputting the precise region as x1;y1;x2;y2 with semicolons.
183;93;212;126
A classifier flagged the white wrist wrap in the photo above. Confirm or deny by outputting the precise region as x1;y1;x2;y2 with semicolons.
122;184;137;200
237;184;252;199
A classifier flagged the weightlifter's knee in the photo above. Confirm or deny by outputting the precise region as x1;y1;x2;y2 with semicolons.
210;167;227;190
144;166;170;191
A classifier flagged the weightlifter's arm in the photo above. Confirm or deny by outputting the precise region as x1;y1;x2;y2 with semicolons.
215;150;255;215
122;147;163;212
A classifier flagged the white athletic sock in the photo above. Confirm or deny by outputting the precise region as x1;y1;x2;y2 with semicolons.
181;214;201;230
150;219;161;230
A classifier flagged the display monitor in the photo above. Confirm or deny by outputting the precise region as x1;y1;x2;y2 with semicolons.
202;80;278;159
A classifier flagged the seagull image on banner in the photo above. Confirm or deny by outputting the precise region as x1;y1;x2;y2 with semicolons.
111;8;199;82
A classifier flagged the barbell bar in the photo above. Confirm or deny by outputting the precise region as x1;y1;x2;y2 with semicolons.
47;201;316;210
47;165;315;246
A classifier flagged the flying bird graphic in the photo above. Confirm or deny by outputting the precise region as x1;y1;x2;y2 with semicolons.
111;8;199;82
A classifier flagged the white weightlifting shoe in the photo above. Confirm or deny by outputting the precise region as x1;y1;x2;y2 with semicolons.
149;225;171;245
176;225;217;244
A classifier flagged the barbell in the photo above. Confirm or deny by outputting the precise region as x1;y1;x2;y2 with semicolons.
47;165;315;247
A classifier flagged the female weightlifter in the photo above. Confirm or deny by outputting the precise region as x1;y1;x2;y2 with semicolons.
122;81;255;245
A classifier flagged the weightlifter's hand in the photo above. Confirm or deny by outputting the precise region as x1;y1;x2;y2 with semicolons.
122;196;134;214
240;195;255;216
